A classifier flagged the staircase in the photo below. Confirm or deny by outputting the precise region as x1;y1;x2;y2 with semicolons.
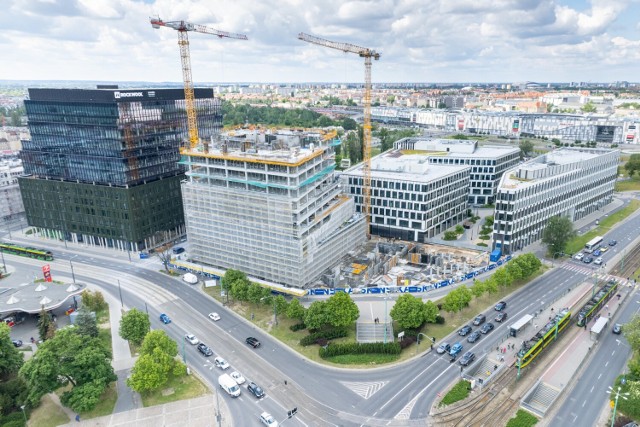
356;322;394;343
522;382;561;416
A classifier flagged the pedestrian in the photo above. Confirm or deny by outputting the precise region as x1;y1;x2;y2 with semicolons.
284;380;287;385
605;304;609;310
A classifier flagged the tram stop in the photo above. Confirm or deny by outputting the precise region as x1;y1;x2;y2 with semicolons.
509;314;534;338
589;316;609;341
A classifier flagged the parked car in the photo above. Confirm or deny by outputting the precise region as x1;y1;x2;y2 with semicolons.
230;371;246;385
480;323;494;334
495;301;507;311
246;337;261;348
184;334;199;345
11;339;22;347
467;331;481;343
609;240;617;246
208;312;221;321
495;312;508;322
458;325;473;336
436;343;451;354
159;313;171;324
260;412;278;427
449;342;463;357
574;253;584;261
613;323;622;334
197;343;213;357
593;249;602;257
248;382;265;398
172;247;185;254
214;357;230;370
583;256;594;264
459;351;476;366
472;314;486;326
594;257;603;266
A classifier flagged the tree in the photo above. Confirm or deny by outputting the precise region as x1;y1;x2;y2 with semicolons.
273;295;289;315
623;313;640;352
390;294;426;329
119;308;150;346
74;307;99;338
470;279;485;298
304;301;329;330
247;283;265;305
423;300;439;324
221;269;248;293
492;268;511;288
505;262;524;282
542;216;576;256
128;331;179;393
80;290;107;312
0;324;23;377
518;140;534;158
37;307;53;342
341;117;357;131
624;154;640;177
140;330;177;359
155;244;173;273
325;292;359;328
19;328;116;410
230;278;250;301
286;298;306;321
581;102;597;113
441;287;473;313
483;277;499;294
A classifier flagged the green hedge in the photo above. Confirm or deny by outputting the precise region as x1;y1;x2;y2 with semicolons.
319;342;401;358
289;323;306;332
299;327;348;346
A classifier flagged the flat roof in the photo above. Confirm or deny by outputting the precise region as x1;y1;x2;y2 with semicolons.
184;145;326;167
0;281;86;314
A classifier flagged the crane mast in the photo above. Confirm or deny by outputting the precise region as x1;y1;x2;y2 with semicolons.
150;17;248;150
298;32;380;238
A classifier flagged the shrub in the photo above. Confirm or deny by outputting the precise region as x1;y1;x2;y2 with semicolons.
319;342;401;358
299;327;348;346
479;235;490;240
289;323;306;332
443;231;458;241
477;243;488;247
505;409;539;427
399;336;415;349
455;225;464;234
435;315;445;324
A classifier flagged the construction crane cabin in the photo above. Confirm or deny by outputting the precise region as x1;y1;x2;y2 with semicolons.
297;32;380;238
150;17;247;152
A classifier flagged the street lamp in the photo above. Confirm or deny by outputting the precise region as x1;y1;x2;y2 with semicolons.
606;386;629;427
260;296;277;326
69;255;77;285
383;295;389;344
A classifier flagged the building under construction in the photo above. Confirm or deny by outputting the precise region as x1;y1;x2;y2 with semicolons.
181;130;367;289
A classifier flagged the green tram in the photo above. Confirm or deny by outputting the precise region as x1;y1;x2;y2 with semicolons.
0;242;54;261
516;308;571;369
576;280;618;327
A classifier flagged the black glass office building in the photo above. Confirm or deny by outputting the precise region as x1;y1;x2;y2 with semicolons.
19;87;222;251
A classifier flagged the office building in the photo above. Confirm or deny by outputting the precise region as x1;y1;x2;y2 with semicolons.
492;148;619;254
19;87;221;251
0;158;24;220
181;131;366;289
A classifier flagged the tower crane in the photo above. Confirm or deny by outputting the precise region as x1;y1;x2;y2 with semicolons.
150;17;247;150
297;32;380;238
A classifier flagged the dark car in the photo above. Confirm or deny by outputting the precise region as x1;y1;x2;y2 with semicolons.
472;314;486;326
613;323;622;335
247;382;265;398
197;343;213;356
159;313;171;324
495;312;508;322
609;240;617;246
172;246;185;254
495;301;507;311
467;331;481;343
246;337;261;348
12;339;23;347
459;351;476;366
480;323;494;334
592;249;602;257
436;343;451;355
458;325;473;336
583;256;594;264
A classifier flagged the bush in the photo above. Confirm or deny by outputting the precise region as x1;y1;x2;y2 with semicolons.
435;315;445;324
443;231;458;241
299;327;348;346
319;342;401;358
455;225;464;234
477;243;488;247
289;323;306;332
399;336;415;349
479;235;490;240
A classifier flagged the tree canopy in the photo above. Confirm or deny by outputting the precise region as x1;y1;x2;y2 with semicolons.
0;323;23;377
325;292;360;328
74;307;99;339
128;330;181;393
542;216;576;256
286;298;306;321
518;140;534;157
304;301;329;330
624;154;640;177
119;308;150;346
390;294;427;329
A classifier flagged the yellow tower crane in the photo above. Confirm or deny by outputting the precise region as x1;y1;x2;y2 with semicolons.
150;17;247;150
298;32;380;238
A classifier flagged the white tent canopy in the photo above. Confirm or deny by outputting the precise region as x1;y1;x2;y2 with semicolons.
182;273;198;284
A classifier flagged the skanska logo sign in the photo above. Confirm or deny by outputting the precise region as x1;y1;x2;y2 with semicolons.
114;91;144;99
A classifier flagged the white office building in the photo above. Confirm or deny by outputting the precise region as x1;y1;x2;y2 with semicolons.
492;148;619;254
0;159;24;220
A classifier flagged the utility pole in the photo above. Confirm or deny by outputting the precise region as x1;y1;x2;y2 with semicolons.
117;280;124;308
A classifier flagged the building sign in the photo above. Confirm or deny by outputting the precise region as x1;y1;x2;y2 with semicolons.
458;118;464;130
114;91;144;99
42;264;52;282
512;119;520;133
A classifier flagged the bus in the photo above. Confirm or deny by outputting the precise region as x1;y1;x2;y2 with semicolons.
0;242;54;261
584;236;603;253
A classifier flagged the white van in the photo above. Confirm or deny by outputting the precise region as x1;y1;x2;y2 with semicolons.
219;374;241;397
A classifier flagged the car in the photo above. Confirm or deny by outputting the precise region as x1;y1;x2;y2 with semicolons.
574;253;584;261
214;356;230;370
593;249;602;257
594;257;603;266
467;331;481;343
495;301;507;311
12;339;23;347
159;313;171;324
248;382;265;398
480;323;494;334
449;342;463;357
208;312;221;321
260;412;278;427
495;312;508;322
436;343;451;354
197;343;213;357
583;256;594;264
182;273;198;284
613;323;622;334
459;351;476;366
609;240;617;246
458;325;473;336
599;246;609;253
172;246;185;254
230;371;246;385
184;334;199;345
246;337;261;348
472;314;486;326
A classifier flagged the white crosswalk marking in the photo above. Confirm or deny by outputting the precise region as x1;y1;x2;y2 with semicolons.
340;381;388;399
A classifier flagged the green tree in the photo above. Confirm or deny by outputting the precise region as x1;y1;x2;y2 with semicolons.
505;262;524;282
140;330;177;359
74;307;99;338
37;307;53;342
80;290;107;312
442;287;473;313
273;295;289;315
492;268;511;288
423;300;439;324
325;292;359;328
119;308;150;346
484;277;499;294
623;313;640;352
341;117;357;131
127;352;172;393
390;294;426;329
304;301;329;330
221;269;248;293
581;102;597;113
470;279;485;298
542;216;576;256
286;298;306;321
0;324;23;377
519;140;534;158
624;154;640;177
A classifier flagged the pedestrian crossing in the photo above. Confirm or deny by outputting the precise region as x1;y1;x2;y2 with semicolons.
561;264;632;286
340;380;388;399
560;263;596;276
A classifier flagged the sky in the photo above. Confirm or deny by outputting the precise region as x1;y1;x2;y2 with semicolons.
1;0;640;84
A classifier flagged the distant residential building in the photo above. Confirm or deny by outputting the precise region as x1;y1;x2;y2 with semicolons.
492;148;619;254
0;158;24;220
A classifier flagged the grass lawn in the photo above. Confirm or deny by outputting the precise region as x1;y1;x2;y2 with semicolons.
506;409;539;427
28;394;70;427
323;353;400;365
141;372;209;407
440;380;470;407
565;199;640;254
80;382;117;419
615;176;640;192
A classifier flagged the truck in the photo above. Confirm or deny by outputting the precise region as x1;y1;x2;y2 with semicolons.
219;374;241;397
490;248;502;263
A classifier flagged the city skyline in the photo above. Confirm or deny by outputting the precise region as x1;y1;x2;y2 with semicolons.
2;0;640;84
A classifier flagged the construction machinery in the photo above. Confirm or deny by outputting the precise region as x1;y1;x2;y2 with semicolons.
298;32;380;238
150;17;247;150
